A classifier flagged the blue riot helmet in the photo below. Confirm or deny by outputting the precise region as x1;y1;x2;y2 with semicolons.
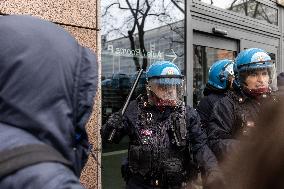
146;61;184;106
234;48;274;95
208;59;234;90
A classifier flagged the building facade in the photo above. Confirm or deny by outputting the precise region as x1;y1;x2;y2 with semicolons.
186;0;283;105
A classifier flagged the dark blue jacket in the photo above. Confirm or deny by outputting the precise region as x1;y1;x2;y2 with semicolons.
0;15;98;188
196;85;226;129
206;90;275;161
102;97;219;176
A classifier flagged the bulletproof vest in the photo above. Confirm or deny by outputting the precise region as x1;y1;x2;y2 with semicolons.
229;91;276;137
128;96;189;182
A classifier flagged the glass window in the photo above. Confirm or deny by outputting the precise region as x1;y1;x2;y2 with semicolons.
193;45;237;107
198;0;278;25
268;52;277;91
101;1;185;188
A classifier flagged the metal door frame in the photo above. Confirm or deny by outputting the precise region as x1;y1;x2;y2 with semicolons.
186;30;239;106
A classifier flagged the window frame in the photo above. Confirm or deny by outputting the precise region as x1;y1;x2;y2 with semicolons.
192;0;280;27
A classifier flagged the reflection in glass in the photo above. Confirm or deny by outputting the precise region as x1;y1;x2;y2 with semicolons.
193;45;237;107
268;53;277;91
199;0;278;25
101;21;185;123
102;0;186;124
102;0;185;70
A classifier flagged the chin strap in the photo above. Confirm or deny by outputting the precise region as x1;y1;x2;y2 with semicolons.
243;87;269;97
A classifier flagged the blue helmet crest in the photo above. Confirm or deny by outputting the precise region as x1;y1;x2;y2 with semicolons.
235;48;272;72
208;59;234;90
146;61;183;85
234;48;273;88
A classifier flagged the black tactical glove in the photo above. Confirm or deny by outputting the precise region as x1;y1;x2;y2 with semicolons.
107;112;123;126
102;111;123;143
203;169;225;189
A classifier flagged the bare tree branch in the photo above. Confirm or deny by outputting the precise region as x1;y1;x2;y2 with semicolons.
252;2;259;18
102;1;130;17
258;4;273;24
243;0;248;16
170;0;185;14
125;0;141;69
103;0;185;70
139;0;152;70
228;0;238;10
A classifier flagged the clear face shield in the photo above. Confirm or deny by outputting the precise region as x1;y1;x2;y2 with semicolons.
223;62;235;88
239;61;276;96
147;77;184;107
224;62;234;77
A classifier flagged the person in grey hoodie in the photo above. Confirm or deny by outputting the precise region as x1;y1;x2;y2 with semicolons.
0;15;98;189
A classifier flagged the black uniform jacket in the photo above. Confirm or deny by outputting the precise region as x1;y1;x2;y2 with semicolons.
197;85;226;129
102;98;219;173
206;90;275;160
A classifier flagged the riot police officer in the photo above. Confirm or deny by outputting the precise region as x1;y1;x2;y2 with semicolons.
197;59;234;129
207;48;277;161
101;61;220;189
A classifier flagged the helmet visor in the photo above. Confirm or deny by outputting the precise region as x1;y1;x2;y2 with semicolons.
238;62;275;84
148;78;184;105
239;65;276;95
224;62;234;76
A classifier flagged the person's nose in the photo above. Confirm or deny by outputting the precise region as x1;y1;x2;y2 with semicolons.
165;90;173;95
257;74;265;83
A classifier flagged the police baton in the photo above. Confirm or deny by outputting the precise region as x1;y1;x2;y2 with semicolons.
107;69;144;142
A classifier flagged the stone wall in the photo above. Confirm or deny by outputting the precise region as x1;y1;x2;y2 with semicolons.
0;1;101;188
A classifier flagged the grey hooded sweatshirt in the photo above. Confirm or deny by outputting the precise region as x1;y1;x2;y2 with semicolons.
0;15;98;188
